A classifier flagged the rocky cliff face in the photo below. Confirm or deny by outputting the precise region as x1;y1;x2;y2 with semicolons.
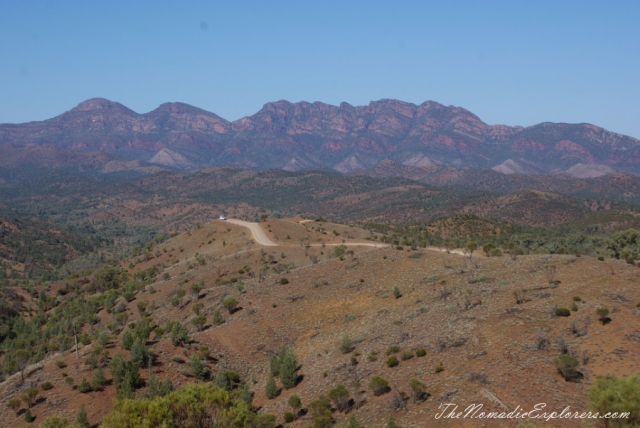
1;98;639;174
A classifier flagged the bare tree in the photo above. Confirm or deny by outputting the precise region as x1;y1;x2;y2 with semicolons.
556;337;568;354
536;328;548;350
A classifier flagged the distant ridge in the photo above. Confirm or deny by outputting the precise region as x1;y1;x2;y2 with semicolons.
1;98;639;175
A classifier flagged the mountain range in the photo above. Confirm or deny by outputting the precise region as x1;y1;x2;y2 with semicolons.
1;98;639;176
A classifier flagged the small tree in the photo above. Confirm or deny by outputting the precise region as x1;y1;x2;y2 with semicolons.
288;394;302;418
369;376;389;396
192;302;204;315
222;297;239;314
91;366;107;391
588;374;640;427
385;416;398;428
215;368;229;391
78;377;92;393
328;384;350;412
409;379;427;402
340;335;353;353
109;353;126;388
347;414;361;428
7;398;21;415
393;286;401;299
265;374;279;399
553;355;580;381
169;322;190;347
212;310;224;326
191;280;204;299
121;329;134;350
596;307;610;325
190;355;206;380
465;241;478;259
77;403;90;428
279;349;298;389
544;264;556;284
192;315;207;332
130;338;150;367
238;383;253;408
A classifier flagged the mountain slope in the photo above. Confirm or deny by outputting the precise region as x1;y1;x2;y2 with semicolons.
1;99;639;174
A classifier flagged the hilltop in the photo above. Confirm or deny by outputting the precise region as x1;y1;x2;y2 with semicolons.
0;217;638;427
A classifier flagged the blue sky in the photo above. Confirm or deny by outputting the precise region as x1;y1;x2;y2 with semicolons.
1;1;639;137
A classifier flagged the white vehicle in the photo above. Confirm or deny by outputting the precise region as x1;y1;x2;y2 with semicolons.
219;215;227;220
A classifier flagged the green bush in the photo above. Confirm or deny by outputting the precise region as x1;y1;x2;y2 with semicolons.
416;348;426;357
435;363;444;373
393;286;401;298
597;307;610;324
400;350;414;361
41;381;53;391
279;278;289;285
553;355;580;381
555;307;571;317
100;383;275;428
588;374;640;427
387;355;399;367
340;335;353;353
78;376;92;393
386;345;400;355
55;360;66;369
284;412;294;423
369;376;389;396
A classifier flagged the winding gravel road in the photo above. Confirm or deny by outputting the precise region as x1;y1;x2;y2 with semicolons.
226;219;278;246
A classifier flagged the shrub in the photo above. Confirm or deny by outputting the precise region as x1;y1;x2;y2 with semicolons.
284;412;294;423
190;355;206;380
573;296;582;302
192;315;207;332
400;350;414;361
596;307;610;325
78;376;92;393
369;376;389;396
279;278;289;285
55;360;66;369
409;379;427;402
393;286;401;298
387;355;399;367
340;335;354;353
435;363;444;373
265;374;279;399
24;409;33;423
130;338;150;367
279;348;298;389
308;397;332;428
386;345;400;355
555;307;571;317
222;297;239;314
41;381;53;391
288;394;302;417
489;248;502;257
91;366;107;391
588;374;640;427
209;311;223;327
328;384;350;412
571;302;579;312
416;348;426;357
553;355;581;381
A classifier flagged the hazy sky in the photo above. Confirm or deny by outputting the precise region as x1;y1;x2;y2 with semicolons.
1;1;639;137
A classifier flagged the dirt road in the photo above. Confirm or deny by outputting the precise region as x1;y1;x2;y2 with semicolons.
226;219;278;246
225;219;388;248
